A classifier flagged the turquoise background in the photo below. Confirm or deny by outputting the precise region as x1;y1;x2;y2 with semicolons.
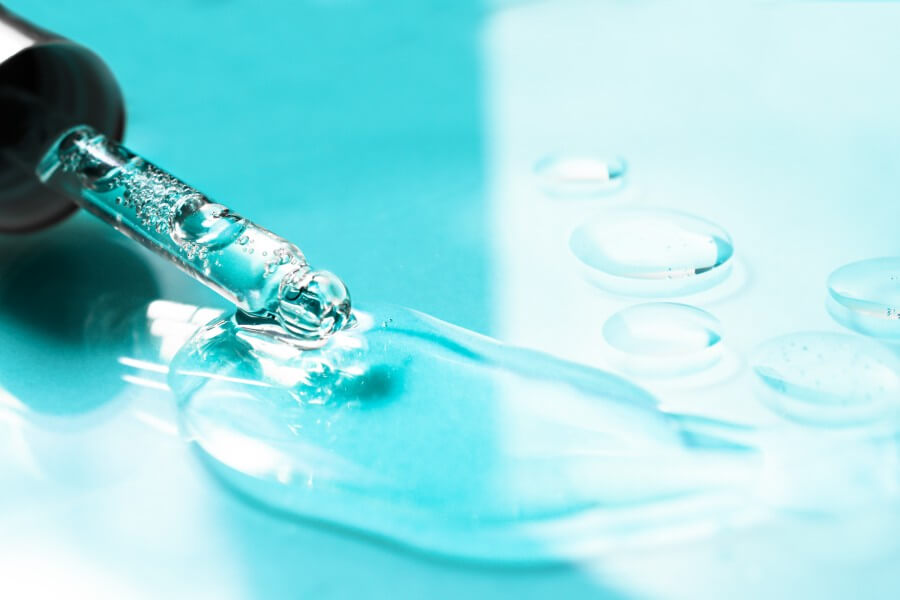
3;1;900;598
16;0;493;331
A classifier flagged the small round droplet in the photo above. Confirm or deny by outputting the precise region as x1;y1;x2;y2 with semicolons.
827;257;900;341
276;270;352;342
171;196;246;250
751;332;900;427
570;208;734;296
603;303;722;377
534;154;627;196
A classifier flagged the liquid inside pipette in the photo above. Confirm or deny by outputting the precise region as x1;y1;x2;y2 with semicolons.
35;125;351;345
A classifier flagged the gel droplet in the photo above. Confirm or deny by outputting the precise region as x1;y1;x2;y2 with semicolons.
570;208;734;296
603;303;723;377
169;304;752;562
276;270;352;342
534;155;627;196
751;332;900;427
827;257;900;341
171;196;246;250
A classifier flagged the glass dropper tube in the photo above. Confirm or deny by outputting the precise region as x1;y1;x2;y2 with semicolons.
35;125;351;345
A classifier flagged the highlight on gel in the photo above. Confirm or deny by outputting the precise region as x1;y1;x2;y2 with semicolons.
35;125;351;344
534;154;627;196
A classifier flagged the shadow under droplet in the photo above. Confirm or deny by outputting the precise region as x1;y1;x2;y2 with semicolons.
0;218;159;415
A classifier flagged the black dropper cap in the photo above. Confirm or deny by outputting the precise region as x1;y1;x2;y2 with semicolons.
0;5;125;233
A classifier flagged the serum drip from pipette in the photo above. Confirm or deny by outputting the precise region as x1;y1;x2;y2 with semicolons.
35;125;351;345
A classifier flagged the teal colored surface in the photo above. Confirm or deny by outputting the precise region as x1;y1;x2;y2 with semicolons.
3;1;900;598
14;0;492;331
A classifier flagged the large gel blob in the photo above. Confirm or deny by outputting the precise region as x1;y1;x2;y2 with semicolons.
169;305;753;562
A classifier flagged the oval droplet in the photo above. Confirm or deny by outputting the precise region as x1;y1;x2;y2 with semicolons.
827;257;900;341
171;196;246;250
570;208;734;296
603;303;723;377
751;332;900;427
534;155;627;196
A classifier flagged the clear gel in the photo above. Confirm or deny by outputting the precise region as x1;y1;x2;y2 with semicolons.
169;303;758;562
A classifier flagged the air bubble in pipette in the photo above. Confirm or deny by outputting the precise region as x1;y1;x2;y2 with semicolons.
36;125;351;345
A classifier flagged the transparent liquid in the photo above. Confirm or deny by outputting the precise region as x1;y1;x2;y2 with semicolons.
827;257;900;341
749;333;900;513
570;207;734;296
751;332;900;427
169;304;756;562
602;303;723;378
